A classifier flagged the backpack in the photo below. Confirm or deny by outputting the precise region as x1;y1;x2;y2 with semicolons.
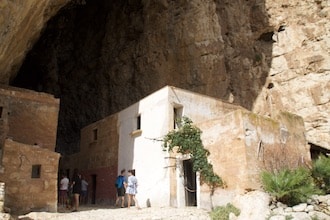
115;175;124;188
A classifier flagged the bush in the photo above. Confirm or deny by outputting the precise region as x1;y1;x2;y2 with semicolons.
261;167;322;206
162;116;223;190
312;154;330;193
210;203;240;220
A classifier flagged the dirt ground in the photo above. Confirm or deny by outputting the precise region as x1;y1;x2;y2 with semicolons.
16;205;211;220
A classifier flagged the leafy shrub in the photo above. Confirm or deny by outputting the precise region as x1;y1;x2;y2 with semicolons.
210;203;240;220
162;116;223;190
261;167;322;206
312;154;330;193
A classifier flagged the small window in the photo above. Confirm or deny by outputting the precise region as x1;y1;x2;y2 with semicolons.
31;164;41;178
93;128;98;141
131;115;142;137
0;106;3;118
137;115;141;130
174;107;183;129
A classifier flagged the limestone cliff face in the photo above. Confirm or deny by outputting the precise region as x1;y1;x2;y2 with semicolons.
253;0;330;149
0;0;329;153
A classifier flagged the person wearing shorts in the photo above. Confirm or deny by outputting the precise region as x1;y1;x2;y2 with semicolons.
126;169;140;209
115;169;126;208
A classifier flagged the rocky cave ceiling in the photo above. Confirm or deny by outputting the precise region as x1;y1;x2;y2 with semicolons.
7;0;272;154
3;0;329;154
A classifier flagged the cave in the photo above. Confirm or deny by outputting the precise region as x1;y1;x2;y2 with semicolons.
1;0;330;216
11;0;147;155
9;0;272;155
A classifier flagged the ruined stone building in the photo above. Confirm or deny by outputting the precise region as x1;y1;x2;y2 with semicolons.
0;85;60;214
60;86;311;209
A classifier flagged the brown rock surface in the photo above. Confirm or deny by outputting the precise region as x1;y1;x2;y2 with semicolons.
253;0;330;149
0;0;69;83
0;0;328;153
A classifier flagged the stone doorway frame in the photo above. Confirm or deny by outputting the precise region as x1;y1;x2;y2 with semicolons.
175;154;200;208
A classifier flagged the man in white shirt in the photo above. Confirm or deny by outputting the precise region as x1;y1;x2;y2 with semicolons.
59;174;69;207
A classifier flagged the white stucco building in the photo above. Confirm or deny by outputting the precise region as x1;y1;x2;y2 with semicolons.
117;85;244;208
61;85;310;209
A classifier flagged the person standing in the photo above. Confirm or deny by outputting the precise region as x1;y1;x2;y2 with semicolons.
126;169;140;209
80;175;89;205
115;169;126;208
59;173;69;208
71;168;82;212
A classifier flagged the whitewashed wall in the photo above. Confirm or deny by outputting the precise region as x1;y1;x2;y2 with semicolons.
117;86;171;207
116;86;242;208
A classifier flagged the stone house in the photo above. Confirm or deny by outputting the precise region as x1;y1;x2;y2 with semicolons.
60;85;311;209
0;85;60;214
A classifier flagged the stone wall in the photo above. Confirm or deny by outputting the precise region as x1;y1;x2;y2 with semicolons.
59;114;119;204
0;139;60;214
198;110;310;209
0;85;60;151
243;111;311;186
0;85;60;214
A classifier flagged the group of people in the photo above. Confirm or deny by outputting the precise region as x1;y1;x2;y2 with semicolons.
115;169;140;209
58;168;140;212
59;169;88;212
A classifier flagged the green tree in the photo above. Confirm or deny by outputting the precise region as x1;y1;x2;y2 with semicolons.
162;116;223;191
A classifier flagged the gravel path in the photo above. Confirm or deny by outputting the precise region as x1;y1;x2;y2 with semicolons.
18;206;211;220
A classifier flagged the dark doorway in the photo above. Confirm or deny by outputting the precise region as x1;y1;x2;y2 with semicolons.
91;174;97;204
310;142;330;160
183;159;197;206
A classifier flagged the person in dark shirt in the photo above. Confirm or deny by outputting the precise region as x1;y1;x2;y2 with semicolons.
71;168;82;212
115;169;126;208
